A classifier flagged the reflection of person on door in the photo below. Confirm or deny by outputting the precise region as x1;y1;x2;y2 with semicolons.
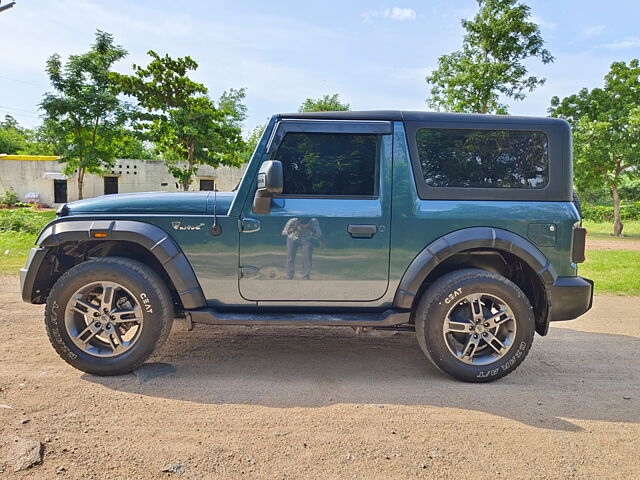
282;218;322;279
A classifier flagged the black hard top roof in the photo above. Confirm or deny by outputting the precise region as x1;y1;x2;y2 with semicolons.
278;110;567;126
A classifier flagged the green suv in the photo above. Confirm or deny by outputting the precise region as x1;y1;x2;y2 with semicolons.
20;111;593;382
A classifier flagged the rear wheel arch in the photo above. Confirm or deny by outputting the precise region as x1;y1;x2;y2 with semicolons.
24;220;206;310
395;227;554;335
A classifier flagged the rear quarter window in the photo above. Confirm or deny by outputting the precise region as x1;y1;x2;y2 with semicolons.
415;128;549;189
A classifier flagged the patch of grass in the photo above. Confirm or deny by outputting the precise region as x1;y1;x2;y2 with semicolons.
0;208;56;234
583;220;640;239
580;250;640;295
0;231;37;274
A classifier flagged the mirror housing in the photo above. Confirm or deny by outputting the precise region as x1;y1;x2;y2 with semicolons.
252;160;283;214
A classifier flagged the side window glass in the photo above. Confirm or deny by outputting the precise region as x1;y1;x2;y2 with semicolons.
274;132;378;196
416;128;549;189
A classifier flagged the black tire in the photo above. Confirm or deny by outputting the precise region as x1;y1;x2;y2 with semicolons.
415;268;534;383
44;257;173;376
572;190;582;220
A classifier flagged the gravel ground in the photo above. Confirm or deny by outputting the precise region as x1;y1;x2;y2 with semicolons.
0;274;638;479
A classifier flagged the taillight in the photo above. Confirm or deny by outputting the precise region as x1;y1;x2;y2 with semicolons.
572;227;587;263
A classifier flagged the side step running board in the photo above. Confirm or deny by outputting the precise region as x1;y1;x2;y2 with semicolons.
184;308;411;329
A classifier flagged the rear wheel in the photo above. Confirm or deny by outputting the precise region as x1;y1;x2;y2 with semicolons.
415;269;534;382
44;257;173;375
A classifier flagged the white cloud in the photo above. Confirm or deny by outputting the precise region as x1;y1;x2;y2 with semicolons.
595;37;640;49
581;25;606;39
530;15;557;31
386;7;416;21
362;7;416;23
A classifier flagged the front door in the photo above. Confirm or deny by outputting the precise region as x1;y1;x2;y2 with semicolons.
239;121;392;302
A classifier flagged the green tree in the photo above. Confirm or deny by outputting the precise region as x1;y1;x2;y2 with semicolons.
241;122;267;163
549;60;640;235
115;51;246;190
40;30;130;199
426;0;553;114
299;94;350;112
0;115;26;154
112;130;155;159
0;115;52;155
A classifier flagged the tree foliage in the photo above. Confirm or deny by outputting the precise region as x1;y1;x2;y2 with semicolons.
549;59;640;235
0;115;53;155
115;51;246;190
0;115;26;154
426;0;553;114
39;30;130;199
241;122;267;163
299;94;350;113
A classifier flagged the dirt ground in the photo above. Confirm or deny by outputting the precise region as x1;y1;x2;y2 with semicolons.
0;275;638;480
587;236;640;251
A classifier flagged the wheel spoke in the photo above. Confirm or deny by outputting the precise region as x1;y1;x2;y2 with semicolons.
485;309;513;329
104;324;123;350
74;322;102;344
101;285;115;311
483;331;507;355
445;319;472;333
469;295;484;324
461;334;481;363
71;299;101;316
111;308;139;324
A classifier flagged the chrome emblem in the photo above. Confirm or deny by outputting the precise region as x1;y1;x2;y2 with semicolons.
172;221;205;231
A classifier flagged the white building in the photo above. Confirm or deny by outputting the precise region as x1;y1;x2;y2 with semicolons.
0;155;246;206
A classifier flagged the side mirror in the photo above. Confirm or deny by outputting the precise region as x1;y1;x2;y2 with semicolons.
253;160;283;214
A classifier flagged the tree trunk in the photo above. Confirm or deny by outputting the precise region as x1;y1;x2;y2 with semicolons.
77;167;85;200
182;142;195;191
612;183;624;236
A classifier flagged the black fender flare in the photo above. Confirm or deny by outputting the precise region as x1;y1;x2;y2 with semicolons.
393;227;557;309
27;219;206;309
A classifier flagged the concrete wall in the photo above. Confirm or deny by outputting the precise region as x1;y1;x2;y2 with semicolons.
0;158;247;206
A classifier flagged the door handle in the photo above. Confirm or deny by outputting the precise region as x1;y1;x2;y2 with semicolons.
240;218;261;233
347;224;377;238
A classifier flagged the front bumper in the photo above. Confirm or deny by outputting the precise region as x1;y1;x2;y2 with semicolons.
20;247;48;304
546;276;594;322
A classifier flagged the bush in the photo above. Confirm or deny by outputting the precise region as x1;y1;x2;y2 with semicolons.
0;209;56;234
582;202;640;222
0;189;19;207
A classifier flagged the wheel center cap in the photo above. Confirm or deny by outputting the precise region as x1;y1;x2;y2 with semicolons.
100;313;111;323
475;324;485;334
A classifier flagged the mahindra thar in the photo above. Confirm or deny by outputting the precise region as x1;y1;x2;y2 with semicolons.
21;111;593;382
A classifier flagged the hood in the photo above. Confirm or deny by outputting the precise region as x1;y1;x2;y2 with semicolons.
64;191;236;216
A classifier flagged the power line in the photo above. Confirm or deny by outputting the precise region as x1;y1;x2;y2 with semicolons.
0;105;40;115
0;74;49;88
0;109;40;120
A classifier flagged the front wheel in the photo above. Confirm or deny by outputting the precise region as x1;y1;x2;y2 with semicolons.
415;269;534;382
44;257;174;375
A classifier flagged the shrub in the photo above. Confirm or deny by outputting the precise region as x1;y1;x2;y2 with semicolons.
582;202;640;222
0;209;56;234
0;189;19;207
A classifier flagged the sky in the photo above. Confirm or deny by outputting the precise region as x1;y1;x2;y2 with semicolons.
1;0;640;134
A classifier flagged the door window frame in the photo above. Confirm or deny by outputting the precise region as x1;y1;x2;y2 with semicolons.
265;119;392;201
404;120;567;202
